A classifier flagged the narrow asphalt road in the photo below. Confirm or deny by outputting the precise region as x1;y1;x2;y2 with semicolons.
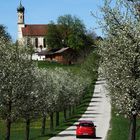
49;79;111;140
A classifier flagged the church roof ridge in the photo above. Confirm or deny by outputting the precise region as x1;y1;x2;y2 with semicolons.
22;24;48;36
25;24;48;26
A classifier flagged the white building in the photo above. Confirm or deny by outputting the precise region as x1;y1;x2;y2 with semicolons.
17;2;48;53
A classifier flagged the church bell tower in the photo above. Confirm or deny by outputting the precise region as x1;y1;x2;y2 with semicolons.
17;1;25;44
17;1;25;24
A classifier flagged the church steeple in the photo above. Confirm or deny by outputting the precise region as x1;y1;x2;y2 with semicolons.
17;1;25;12
17;1;25;24
17;0;25;44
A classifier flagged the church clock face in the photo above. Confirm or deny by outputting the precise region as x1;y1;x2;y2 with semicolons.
18;13;24;23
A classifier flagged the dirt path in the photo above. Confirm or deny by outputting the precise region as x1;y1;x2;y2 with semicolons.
49;79;111;140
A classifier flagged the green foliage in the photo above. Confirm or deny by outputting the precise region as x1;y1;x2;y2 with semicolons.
0;25;11;42
107;110;130;140
57;14;86;50
46;23;62;49
81;49;99;82
46;14;95;52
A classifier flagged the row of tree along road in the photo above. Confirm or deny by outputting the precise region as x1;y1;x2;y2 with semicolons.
0;26;99;140
99;0;140;140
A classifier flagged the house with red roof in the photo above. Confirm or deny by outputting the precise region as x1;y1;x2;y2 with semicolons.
38;47;76;64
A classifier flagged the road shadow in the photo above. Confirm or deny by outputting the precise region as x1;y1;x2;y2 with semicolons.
90;100;101;103
77;136;102;139
95;137;102;139
84;112;101;115
56;133;76;137
56;128;76;131
80;116;95;118
92;96;102;99
86;109;96;111
88;104;100;107
77;108;96;112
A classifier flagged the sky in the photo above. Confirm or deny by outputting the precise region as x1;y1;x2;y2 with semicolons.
0;0;104;41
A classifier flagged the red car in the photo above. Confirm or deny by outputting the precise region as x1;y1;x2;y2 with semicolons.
76;120;96;138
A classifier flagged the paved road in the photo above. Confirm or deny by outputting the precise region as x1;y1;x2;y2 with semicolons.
49;79;111;140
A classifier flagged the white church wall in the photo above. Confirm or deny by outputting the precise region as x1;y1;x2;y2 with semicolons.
38;37;43;47
18;24;25;45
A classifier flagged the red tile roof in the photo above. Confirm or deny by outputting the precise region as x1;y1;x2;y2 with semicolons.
22;24;48;36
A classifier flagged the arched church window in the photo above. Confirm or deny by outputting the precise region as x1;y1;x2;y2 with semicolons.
35;38;38;48
20;15;22;19
27;38;31;46
40;45;43;51
43;38;46;48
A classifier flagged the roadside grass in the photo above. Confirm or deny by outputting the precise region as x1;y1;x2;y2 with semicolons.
107;108;140;140
0;61;97;140
36;61;81;74
37;61;65;69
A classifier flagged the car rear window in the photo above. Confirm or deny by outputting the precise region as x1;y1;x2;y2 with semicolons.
80;123;94;127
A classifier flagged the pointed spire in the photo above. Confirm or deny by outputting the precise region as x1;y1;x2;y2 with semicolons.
17;0;25;12
20;0;22;7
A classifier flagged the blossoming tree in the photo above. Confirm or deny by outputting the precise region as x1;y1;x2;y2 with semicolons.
0;41;36;140
99;0;140;140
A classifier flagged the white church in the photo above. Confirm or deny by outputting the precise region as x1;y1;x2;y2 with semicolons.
17;2;75;63
17;2;48;55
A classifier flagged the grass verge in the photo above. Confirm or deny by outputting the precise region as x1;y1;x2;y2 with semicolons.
107;108;140;140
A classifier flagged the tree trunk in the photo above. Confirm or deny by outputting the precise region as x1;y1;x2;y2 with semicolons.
25;119;30;140
50;113;54;131
69;106;72;117
5;101;12;140
41;115;46;135
129;114;137;140
55;112;59;127
64;109;67;122
72;106;75;115
5;119;11;140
